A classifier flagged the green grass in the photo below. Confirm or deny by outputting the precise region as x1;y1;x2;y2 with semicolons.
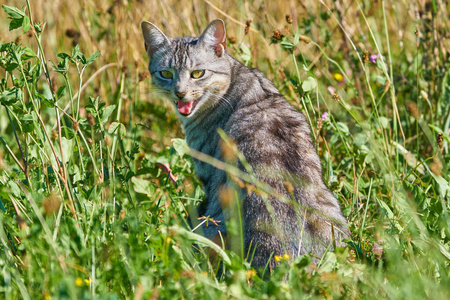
0;0;449;298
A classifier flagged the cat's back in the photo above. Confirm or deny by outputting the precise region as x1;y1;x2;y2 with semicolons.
224;69;319;176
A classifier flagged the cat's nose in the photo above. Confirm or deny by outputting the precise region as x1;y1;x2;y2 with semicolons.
175;92;186;99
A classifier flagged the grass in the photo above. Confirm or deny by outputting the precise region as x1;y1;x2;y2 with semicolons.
0;0;449;298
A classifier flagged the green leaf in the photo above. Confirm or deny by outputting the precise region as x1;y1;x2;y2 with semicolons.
57;53;71;60
3;62;19;72
35;91;55;108
294;32;300;45
378;117;390;129
336;122;349;134
55;54;70;73
61;126;76;140
2;5;25;19
2;5;27;31
72;44;80;58
172;138;190;158
280;37;294;49
22;47;36;60
85;105;97;118
376;56;386;72
22;15;30;33
108;121;126;140
60;137;73;165
302;77;317;92
163;225;232;265
69;164;83;184
56;85;67;100
78;53;87;64
0;88;22;105
86;51;100;65
20;113;35;133
239;43;251;63
353;132;368;147
377;198;403;232
429;172;450;201
9;18;22;31
131;177;155;198
108;122;120;133
101;105;116;124
8;181;22;198
376;75;386;85
302;64;315;77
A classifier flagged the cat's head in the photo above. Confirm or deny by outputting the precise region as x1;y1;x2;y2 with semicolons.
141;19;231;119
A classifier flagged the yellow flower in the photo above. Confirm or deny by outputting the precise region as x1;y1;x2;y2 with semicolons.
274;255;282;262
246;269;256;280
166;237;172;244
283;254;290;261
75;277;83;287
84;278;93;286
333;73;344;82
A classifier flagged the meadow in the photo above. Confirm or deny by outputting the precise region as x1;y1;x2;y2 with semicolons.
0;0;449;298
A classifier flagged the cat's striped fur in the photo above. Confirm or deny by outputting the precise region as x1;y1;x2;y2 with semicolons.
141;19;349;270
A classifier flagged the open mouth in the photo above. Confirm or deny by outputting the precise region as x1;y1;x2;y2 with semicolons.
177;99;199;116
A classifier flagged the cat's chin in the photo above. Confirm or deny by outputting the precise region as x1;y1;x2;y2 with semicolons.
177;99;200;117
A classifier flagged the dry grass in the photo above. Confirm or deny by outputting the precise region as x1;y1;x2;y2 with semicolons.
4;0;446;108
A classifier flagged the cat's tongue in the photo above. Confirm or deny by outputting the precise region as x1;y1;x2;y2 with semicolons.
177;101;194;115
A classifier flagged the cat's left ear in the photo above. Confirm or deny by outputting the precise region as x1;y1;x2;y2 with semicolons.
198;19;226;57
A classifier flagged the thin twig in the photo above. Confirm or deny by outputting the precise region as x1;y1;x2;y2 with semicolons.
203;0;259;33
0;137;25;173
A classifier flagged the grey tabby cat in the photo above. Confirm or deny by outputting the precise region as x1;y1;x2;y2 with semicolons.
141;19;349;270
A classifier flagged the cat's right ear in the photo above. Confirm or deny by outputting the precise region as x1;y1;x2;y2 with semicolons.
141;21;171;57
198;19;226;57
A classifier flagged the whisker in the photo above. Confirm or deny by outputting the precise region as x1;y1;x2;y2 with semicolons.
146;91;168;96
146;90;171;97
216;95;234;112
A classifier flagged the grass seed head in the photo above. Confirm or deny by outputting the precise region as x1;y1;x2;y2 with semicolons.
283;181;294;194
437;133;443;150
43;192;62;215
105;135;112;146
406;101;420;118
286;15;293;24
227;35;236;44
87;113;95;126
219;186;236;207
0;151;5;170
430;157;443;176
362;50;369;63
272;29;283;40
332;92;340;102
245;20;252;35
220;138;238;162
72;120;79;131
17;216;27;231
51;129;58;141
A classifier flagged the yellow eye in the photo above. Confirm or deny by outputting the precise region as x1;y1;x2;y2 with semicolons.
160;70;173;79
191;70;205;79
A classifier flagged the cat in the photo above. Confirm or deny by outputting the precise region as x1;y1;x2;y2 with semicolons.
141;19;350;271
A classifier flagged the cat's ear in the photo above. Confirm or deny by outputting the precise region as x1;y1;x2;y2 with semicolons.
198;19;226;57
141;21;171;57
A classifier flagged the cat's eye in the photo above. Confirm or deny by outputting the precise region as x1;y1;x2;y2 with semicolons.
191;70;205;79
160;70;173;79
